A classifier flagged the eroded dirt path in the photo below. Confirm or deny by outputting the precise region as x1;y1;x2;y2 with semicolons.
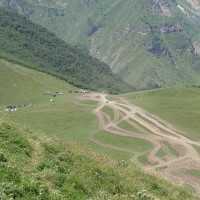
80;92;200;194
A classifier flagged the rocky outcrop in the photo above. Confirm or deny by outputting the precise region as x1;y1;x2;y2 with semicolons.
159;24;183;33
152;0;172;16
87;18;101;36
47;8;65;17
0;0;33;17
81;0;98;8
193;41;200;56
186;0;200;10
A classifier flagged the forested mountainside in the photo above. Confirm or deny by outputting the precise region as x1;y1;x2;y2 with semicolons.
1;0;200;89
0;8;131;93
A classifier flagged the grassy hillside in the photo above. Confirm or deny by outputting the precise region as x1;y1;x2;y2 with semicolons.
0;121;197;200
2;0;200;89
124;87;200;141
0;59;98;142
0;59;150;161
0;8;131;93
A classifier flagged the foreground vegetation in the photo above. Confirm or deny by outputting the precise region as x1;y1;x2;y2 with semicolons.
0;121;197;200
0;8;131;93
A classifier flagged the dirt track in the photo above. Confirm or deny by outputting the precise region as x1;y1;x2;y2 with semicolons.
81;92;200;194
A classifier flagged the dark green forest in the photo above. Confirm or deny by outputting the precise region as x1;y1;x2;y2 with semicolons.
0;8;131;93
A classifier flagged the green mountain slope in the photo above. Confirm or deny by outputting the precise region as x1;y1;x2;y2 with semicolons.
2;0;200;89
0;8;131;93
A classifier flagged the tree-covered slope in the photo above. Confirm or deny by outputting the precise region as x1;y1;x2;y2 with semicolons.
0;121;197;200
0;8;131;93
2;0;200;90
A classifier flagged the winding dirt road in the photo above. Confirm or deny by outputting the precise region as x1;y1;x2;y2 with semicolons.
81;92;200;194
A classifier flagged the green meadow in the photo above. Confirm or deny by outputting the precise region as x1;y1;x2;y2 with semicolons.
124;88;200;141
93;131;153;154
0;59;153;160
0;59;98;142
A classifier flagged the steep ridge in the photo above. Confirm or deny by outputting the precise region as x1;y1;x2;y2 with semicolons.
0;8;131;93
2;0;200;89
